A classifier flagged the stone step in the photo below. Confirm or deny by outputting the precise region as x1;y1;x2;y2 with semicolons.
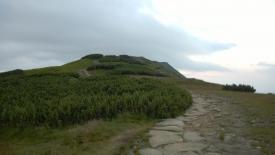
139;148;163;155
163;142;208;154
156;119;184;127
149;134;183;148
152;126;183;132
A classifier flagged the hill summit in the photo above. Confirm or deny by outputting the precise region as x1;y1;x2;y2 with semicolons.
19;54;184;78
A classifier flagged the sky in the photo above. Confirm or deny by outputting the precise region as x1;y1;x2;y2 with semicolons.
0;0;275;93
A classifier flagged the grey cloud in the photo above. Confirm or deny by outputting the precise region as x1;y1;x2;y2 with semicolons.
0;0;232;72
257;62;275;69
178;59;229;72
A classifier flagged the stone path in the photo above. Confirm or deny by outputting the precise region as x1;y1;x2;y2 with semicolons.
135;93;262;155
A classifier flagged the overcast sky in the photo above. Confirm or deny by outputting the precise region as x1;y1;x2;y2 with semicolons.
1;0;275;93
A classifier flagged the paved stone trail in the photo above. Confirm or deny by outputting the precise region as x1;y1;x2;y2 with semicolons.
136;93;261;155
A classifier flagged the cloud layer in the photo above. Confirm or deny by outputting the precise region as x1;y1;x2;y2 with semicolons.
0;0;232;72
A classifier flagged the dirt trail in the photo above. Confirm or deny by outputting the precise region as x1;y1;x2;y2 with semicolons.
134;93;261;155
78;69;90;77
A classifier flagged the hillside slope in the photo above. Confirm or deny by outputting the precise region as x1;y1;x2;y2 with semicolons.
18;54;185;78
0;54;195;154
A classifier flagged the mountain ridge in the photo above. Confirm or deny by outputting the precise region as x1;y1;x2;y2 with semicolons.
0;54;185;79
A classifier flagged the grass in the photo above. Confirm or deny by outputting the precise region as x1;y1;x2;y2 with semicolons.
0;114;155;155
219;92;275;154
219;130;225;141
25;59;92;75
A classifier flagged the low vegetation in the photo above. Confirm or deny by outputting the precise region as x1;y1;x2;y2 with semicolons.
85;54;183;77
25;59;92;75
223;84;256;93
0;73;191;127
0;69;23;77
81;54;104;59
231;93;275;154
0;114;155;155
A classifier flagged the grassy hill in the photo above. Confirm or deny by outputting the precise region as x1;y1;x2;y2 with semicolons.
21;54;184;78
0;54;192;154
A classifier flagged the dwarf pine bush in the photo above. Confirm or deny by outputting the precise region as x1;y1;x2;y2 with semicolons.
223;84;256;93
0;74;192;127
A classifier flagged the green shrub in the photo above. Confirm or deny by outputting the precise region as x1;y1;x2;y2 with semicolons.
87;64;117;70
119;55;145;64
0;74;192;127
81;54;104;59
86;59;167;77
113;69;166;77
99;55;145;65
0;69;23;77
223;84;256;93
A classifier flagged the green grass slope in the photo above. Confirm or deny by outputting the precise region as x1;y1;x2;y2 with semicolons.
25;58;93;75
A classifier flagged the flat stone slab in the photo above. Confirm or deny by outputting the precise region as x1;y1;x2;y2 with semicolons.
139;148;163;155
205;153;221;155
153;126;183;132
149;130;180;137
175;151;199;155
183;131;203;142
156;119;184;127
176;116;185;121
149;134;183;148
164;142;207;153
